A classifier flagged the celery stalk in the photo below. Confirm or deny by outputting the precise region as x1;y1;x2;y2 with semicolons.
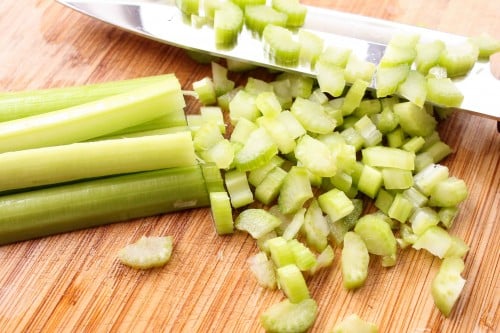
0;77;185;153
0;165;212;245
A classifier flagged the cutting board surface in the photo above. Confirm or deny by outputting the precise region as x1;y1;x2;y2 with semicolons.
0;1;498;332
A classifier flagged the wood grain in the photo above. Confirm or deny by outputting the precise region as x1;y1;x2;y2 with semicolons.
0;1;498;332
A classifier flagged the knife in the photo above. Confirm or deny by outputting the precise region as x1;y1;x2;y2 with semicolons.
56;0;500;120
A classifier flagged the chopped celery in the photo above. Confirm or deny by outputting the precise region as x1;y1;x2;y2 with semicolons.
354;214;397;257
278;166;314;215
439;40;479;77
248;155;285;187
260;298;318;333
288;239;317;271
361;146;413;171
200;106;226;133
380;43;416;67
309;245;335;275
244;5;287;36
342;79;370;116
382;168;413;190
248;251;277;289
354;115;383;147
230;117;258;145
429;177;468;207
387;192;414;223
225;170;254;208
214;2;244;47
318;45;352;68
282;208;306;240
201;138;235;169
444;235;469;259
118;235;173;269
211;62;235;96
415;40;445;74
256;91;282;118
426;78;464;108
268;236;295;267
209;191;234;235
341;232;369;289
332;313;379;333
176;0;199;15
245;77;275;96
290;97;336;134
414;164;449;196
193;77;217;105
276;72;314;98
344;54;376;84
422;140;452;164
318;189;354;223
375;64;410;98
357;164;383;199
229;89;260;124
277;264;310;303
235;208;282;239
298;30;324;67
303;199;330;252
255;166;287;205
277;111;307;139
234;127;278;171
315;60;346;97
386;127;406;148
263;24;300;66
397;70;427;107
193;121;224;151
402;186;428;208
410;207;440;235
439;207;459;229
402;136;425;153
431;257;466;316
413;226;452;258
295;135;337;177
393;102;437;137
469;33;500;59
258;116;296;154
375;189;394;215
271;0;307;27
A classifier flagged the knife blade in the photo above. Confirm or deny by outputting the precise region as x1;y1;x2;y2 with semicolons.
57;0;500;120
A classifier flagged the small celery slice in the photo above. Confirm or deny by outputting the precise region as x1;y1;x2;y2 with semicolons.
426;78;464;108
193;77;217;105
209;191;234;235
258;116;296;154
354;115;383;147
303;199;330;252
295;135;337;177
332;313;379;333
415;40;445;74
469;33;500;59
290;97;336;134
245;5;287;36
255;166;287;205
214;2;244;47
357;164;383;199
318;189;354;223
342;232;369;289
431;257;466;317
375;64;410;98
413;226;452;258
393;101;437;137
309;245;335;275
248;251;277;289
271;0;307;27
276;264;310;303
354;214;397;257
315;60;346;97
118;236;173;269
438;40;479;77
268;236;295;267
282;208;306;240
229;89;260;124
387;192;414;223
410;206;440;235
298;30;324;67
414;164;449;196
429;177;468;207
176;0;199;15
342;79;370;116
263;24;300;66
288;239;317;271
382;168;413;190
234;127;278;171
260;298;318;333
248;155;285;187
278;166;314;215
344;54;376;84
235;208;282;239
397;70;427;107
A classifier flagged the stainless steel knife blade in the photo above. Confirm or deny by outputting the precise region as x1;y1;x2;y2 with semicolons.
57;0;500;120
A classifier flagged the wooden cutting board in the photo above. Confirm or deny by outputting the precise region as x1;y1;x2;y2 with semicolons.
0;1;498;332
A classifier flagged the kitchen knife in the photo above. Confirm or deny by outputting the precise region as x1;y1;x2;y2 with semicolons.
56;0;500;120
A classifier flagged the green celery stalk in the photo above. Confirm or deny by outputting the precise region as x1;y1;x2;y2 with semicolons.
0;165;214;245
0;77;185;153
0;132;197;193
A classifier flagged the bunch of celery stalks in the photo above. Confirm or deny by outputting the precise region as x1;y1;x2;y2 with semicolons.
2;0;500;331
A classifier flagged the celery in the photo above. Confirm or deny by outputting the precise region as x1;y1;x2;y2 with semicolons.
176;0;199;15
0;132;196;193
341;232;370;289
225;170;254;208
248;251;277;289
415;40;445;74
393;101;437;137
263;24;301;66
214;1;243;47
288;239;317;271
469;33;500;59
277;264;310;303
0;78;185;153
439;40;479;77
209;191;234;235
276;72;314;99
342;79;370;116
229;89;260;124
235;208;282;239
255;166;287;205
344;54;376;84
357;164;383;199
303;199;329;252
387;192;414;223
413;226;452;258
260;298;318;333
268;236;295;267
212;62;235;96
318;189;354;223
375;189;394;215
426;78;464;108
248;155;285;187
354;115;383;147
429;177;468;207
282;208;306;241
375;64;410;98
0;166;213;245
193;121;224;151
201;139;235;169
295;135;337;177
291;97;336;134
0;74;174;122
431;257;466;316
244;5;287;36
382;168;413;190
256;91;282;118
409;207;440;235
278;166;314;215
397;70;427;107
234;127;278;171
422;140;452;164
315;60;346;97
414;164;449;196
318;45;352;68
193;77;217;105
118;235;173;270
271;0;307;27
439;207;458;229
298;30;324;67
333;313;379;333
258;116;296;154
354;214;397;257
309;245;335;274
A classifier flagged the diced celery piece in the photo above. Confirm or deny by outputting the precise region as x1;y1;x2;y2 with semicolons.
402;186;428;208
439;207;458;229
214;1;243;46
290;97;336;134
248;155;285;187
354;115;383;147
278;166;314;215
342;79;370;116
362;146;415;170
248;251;276;289
235;208;282;239
212;62;235;96
118;235;173;269
263;24;300;66
398;223;418;248
301;199;329;252
270;79;294;108
414;152;434;173
415;40;445;74
341;232;369;289
277;111;307;139
439;40;479;77
271;0;307;27
332;313;379;333
256;91;282;118
431;257;466;316
257;230;279;253
234;127;278;171
244;4;287;36
288;239;317;271
209;191;234;235
200;106;226;133
217;87;241;111
402;136;425;153
330;171;353;194
344;54;376;84
414;163;449;196
393;101;437;137
375;64;410;98
382;168;413;190
316;60;346;97
294;135;337;177
380;44;416;67
371;108;399;135
444;235;469;259
193;77;217;105
469;33;500;59
260;298;318;333
353;99;382;118
429;177;468;207
357;165;383;199
413;226;452;258
388;193;414;223
340;127;364;152
230;117;258;144
245;77;274;95
200;139;234;169
225;170;254;208
422;140;453;164
176;0;199;15
255;167;288;205
386;127;406;148
318;45;352;68
318;188;355;223
229;89;260;124
298;29;324;67
397;70;427;107
258;116;296;154
426;78;464;108
375;189;394;215
410;206;440;235
276;72;314;98
282;208;306;240
354;214;397;257
309;245;335;274
277;263;310;303
193;121;224;151
309;88;329;105
225;58;258;72
267;236;295;267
